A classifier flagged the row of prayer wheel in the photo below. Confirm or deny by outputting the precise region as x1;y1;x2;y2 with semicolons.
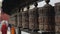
10;0;60;33
14;0;55;32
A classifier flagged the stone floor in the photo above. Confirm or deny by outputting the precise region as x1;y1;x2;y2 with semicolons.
0;31;30;34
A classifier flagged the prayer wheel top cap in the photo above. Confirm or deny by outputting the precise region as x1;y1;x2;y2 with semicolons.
27;5;30;9
44;0;52;7
34;2;38;7
21;7;24;11
45;0;50;4
55;2;60;6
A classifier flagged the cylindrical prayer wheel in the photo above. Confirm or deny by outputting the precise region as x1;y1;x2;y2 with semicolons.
22;11;29;29
43;4;55;32
38;3;55;32
38;7;49;25
29;8;39;31
55;3;60;33
38;7;49;31
38;8;44;31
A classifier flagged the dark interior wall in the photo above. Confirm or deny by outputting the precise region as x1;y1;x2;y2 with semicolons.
2;0;39;15
2;0;21;15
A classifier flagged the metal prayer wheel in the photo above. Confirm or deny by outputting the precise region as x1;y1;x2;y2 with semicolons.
55;3;60;33
38;7;49;31
43;3;55;32
38;7;44;31
29;8;39;31
22;11;29;29
38;0;55;31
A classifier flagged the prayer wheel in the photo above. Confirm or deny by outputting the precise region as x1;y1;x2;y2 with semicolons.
22;11;29;29
29;2;39;31
43;4;55;32
29;8;39;31
55;3;60;33
38;0;55;32
38;7;44;31
38;7;49;31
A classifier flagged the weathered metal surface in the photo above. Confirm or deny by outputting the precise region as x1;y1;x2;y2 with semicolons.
43;4;55;31
38;8;43;31
55;26;60;32
29;8;39;31
55;3;60;32
38;2;55;32
22;10;29;29
38;7;49;31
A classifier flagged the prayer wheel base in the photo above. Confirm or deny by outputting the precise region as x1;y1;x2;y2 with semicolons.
42;32;55;34
29;29;39;32
23;28;29;29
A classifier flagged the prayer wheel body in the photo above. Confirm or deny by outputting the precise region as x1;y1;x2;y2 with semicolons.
22;11;29;29
38;4;55;32
43;4;55;32
55;3;60;33
29;8;39;31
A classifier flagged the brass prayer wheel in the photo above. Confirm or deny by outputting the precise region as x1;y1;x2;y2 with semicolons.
55;3;60;32
43;3;55;31
29;8;39;31
38;7;49;31
22;11;29;29
38;0;55;32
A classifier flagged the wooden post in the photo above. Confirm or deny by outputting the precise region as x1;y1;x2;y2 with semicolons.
15;8;21;34
18;8;22;34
